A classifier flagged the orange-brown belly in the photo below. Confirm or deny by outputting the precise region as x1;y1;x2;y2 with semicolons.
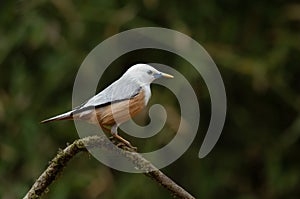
85;90;146;127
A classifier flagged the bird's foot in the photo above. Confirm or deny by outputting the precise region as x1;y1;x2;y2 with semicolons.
116;142;137;151
109;134;137;151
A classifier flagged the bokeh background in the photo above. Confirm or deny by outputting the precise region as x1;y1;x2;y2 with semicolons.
1;0;300;198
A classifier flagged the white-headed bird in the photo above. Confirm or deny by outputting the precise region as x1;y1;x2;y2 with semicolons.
41;64;174;147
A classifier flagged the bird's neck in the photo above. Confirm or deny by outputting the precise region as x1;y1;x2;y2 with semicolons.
130;79;152;105
142;84;151;105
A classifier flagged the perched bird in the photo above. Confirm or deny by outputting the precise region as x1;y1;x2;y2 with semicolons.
41;64;174;147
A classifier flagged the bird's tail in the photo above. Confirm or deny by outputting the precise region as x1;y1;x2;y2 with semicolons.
41;110;74;124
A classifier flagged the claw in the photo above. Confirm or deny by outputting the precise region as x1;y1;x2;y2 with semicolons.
113;134;131;147
108;125;137;151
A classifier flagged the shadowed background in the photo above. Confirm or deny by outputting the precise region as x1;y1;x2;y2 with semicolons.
1;0;300;198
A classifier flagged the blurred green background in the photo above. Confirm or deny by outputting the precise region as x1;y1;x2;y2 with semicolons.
1;0;300;198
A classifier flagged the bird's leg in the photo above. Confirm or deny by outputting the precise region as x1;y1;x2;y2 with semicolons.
111;125;137;150
100;125;114;140
100;125;119;145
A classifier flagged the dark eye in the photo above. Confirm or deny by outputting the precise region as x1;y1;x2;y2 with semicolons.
147;70;153;75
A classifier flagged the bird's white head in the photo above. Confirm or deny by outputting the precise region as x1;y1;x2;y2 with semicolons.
123;64;174;84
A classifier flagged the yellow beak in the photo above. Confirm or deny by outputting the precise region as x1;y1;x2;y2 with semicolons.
161;72;174;79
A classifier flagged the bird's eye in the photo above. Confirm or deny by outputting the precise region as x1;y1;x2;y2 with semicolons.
147;70;153;75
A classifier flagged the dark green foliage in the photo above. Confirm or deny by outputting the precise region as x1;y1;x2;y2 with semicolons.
1;0;300;198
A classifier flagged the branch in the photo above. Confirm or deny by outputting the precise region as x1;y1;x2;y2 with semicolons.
23;135;195;199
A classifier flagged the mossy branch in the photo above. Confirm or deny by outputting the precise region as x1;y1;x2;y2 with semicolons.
23;135;195;199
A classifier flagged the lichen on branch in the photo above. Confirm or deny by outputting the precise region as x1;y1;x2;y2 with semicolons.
23;135;195;199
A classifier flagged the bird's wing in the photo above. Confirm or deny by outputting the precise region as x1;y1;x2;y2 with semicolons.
73;78;142;113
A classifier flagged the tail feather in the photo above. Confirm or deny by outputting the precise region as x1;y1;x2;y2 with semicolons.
41;111;74;124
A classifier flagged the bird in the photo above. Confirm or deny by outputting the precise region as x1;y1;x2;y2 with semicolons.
41;63;174;148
